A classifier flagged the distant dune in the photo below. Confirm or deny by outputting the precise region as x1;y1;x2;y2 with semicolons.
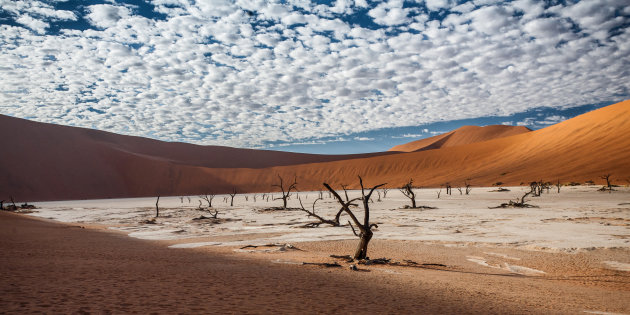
1;100;629;201
0;115;392;200
389;125;531;152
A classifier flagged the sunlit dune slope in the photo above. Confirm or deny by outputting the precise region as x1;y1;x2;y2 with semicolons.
208;100;630;191
388;125;531;152
1;100;629;201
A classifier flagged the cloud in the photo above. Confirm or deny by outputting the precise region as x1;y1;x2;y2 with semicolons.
15;14;49;34
86;4;132;29
0;0;628;149
368;0;412;26
425;0;453;11
392;133;424;139
538;115;567;125
353;136;374;141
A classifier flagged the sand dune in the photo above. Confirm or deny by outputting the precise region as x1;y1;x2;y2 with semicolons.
388;125;531;152
0;115;391;200
1;100;629;201
203;100;630;191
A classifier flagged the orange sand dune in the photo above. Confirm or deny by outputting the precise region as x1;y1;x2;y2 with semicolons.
1;100;629;201
389;125;531;152
206;100;630;191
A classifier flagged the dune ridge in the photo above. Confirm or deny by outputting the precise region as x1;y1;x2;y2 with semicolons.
1;100;629;201
388;125;532;152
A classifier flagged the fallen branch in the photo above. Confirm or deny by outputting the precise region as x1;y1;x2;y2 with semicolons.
490;191;538;208
239;243;302;251
401;205;437;210
302;262;342;268
328;255;449;269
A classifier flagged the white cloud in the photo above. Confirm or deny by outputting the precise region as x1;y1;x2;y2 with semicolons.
15;14;49;34
523;17;571;40
392;133;424;138
468;5;514;35
353;136;374;141
425;0;453;11
368;0;411;26
86;4;131;29
0;1;628;149
538;115;567;125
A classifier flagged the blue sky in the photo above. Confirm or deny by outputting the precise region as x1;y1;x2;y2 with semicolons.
1;0;628;154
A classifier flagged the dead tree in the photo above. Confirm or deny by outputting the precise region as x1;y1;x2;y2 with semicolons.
339;184;350;201
324;176;386;260
445;183;452;195
400;179;417;208
5;196;17;211
331;187;356;225
600;174;613;193
382;188;390;198
436;188;441;199
556;179;561;193
457;187;463;195
200;194;215;208
490;191;538;208
0;200;3;210
229;188;237;206
464;180;472;195
529;181;542;197
272;175;298;209
297;197;339;227
155;196;160;218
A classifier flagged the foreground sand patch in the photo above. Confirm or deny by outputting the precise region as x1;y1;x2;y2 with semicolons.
603;261;630;272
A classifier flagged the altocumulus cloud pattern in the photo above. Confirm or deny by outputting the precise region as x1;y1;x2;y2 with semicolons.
1;0;629;148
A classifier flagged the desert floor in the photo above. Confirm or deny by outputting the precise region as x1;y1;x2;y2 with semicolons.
1;185;629;314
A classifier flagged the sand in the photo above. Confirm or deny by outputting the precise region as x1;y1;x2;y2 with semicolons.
388;125;531;152
29;186;630;252
2;100;630;201
3;187;629;314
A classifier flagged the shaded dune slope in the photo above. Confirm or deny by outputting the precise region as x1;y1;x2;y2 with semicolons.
0;115;391;200
2;100;629;201
389;125;532;152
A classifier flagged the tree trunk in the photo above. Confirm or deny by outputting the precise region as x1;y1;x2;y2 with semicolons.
282;196;288;209
353;230;373;260
411;196;416;208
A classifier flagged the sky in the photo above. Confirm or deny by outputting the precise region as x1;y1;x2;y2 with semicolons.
0;0;629;154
